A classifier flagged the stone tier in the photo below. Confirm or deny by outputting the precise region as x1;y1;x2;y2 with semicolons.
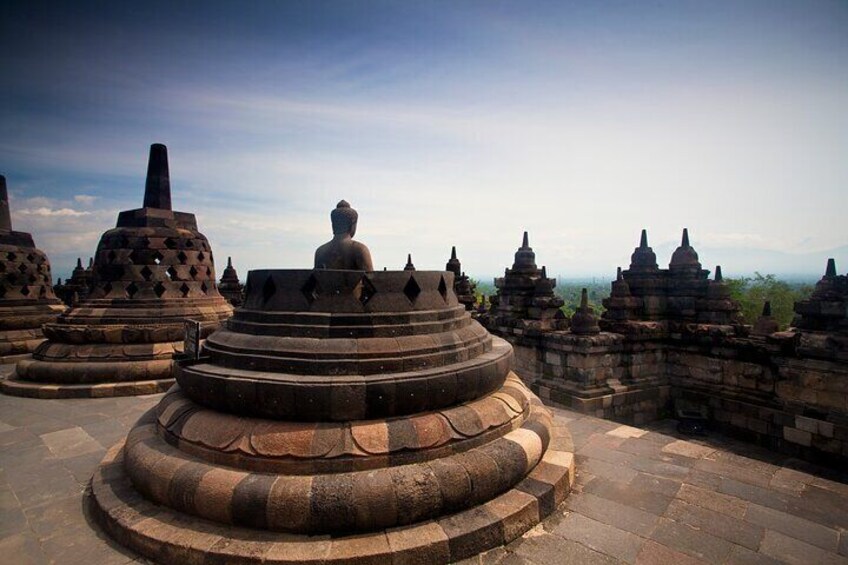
122;374;551;535
91;432;573;564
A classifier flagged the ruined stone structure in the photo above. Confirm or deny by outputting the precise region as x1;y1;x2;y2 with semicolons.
446;246;477;311
90;202;574;564
0;175;65;362
2;144;233;398
217;256;244;307
486;232;567;334
55;257;94;306
488;229;848;465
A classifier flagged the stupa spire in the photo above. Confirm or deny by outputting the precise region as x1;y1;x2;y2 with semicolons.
451;246;457;260
143;143;172;210
640;229;648;248
404;253;415;271
762;301;772;316
522;231;529;248
715;265;723;282
0;175;10;231
681;228;690;247
826;258;837;277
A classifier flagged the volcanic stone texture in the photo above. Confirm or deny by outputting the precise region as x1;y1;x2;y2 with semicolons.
2;145;232;398
91;268;574;563
0;175;66;362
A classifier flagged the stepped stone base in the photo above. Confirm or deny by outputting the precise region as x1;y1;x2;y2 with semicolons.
0;376;173;398
90;426;574;565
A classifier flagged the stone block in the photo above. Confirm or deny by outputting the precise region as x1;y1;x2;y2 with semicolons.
783;426;812;447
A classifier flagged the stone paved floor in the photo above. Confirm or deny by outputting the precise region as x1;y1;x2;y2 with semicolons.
0;366;846;564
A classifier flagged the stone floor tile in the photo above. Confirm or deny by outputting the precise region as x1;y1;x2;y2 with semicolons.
664;499;763;550
575;455;639;484
693;458;775;488
838;531;848;557
40;427;103;459
758;530;847;565
661;440;716;460
607;425;647;439
629;473;681;498
511;532;621;565
627;457;689;481
744;503;839;551
634;539;708;565
582;477;674;516
649;517;734;563
0;531;49;565
768;467;813;494
725;544;784;565
551;511;646;563
674;483;748;519
564;492;659;537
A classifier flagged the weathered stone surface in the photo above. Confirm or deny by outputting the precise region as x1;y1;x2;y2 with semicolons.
0;175;66;362
2;144;233;397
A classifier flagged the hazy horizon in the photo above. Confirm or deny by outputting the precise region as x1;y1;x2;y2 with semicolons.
2;1;846;282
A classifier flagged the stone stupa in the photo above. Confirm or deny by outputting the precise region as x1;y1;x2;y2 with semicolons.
0;175;66;362
91;199;574;564
2;144;233;397
218;256;244;307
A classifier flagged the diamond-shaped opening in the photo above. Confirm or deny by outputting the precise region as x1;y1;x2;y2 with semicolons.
263;275;277;304
140;266;153;281
125;282;139;298
119;235;130;248
186;240;194;248
164;237;177;249
26;253;35;262
166;266;178;281
177;251;188;265
128;249;142;264
197;251;205;262
153;251;164;265
300;274;319;305
102;282;113;295
141;237;151;249
28;274;37;284
189;266;199;279
438;276;449;302
6;252;16;261
18;263;27;273
108;250;117;263
7;273;17;284
0;285;6;299
20;285;30;297
357;276;377;306
404;276;421;303
39;286;47;298
154;281;167;298
200;281;209;295
180;282;190;298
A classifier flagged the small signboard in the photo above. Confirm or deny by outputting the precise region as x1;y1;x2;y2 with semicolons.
184;320;201;360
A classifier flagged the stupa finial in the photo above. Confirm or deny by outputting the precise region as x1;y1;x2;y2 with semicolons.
143;143;172;210
762;300;772;316
639;229;648;248
826;258;837;278
522;231;529;248
451;246;457;260
404;253;415;271
76;257;83;269
681;228;690;247
580;287;589;308
715;265;723;282
0;175;10;232
228;256;233;268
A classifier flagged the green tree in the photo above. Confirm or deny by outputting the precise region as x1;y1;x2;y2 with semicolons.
725;273;813;330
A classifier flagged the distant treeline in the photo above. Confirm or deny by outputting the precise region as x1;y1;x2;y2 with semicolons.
471;274;814;329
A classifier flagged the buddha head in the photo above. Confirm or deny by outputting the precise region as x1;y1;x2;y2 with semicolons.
331;200;358;237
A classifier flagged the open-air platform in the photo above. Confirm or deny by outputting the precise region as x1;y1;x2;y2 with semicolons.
1;364;846;564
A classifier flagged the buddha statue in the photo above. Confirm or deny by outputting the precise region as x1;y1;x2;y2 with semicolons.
314;200;374;271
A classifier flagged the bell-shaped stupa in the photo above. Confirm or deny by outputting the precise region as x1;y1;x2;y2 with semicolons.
90;200;574;563
0;175;65;362
2;144;233;398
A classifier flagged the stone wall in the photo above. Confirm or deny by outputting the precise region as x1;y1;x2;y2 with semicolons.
496;327;848;465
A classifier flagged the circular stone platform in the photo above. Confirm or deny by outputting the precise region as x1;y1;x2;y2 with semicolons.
90;265;575;563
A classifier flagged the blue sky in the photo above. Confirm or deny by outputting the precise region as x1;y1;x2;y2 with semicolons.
1;0;846;281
